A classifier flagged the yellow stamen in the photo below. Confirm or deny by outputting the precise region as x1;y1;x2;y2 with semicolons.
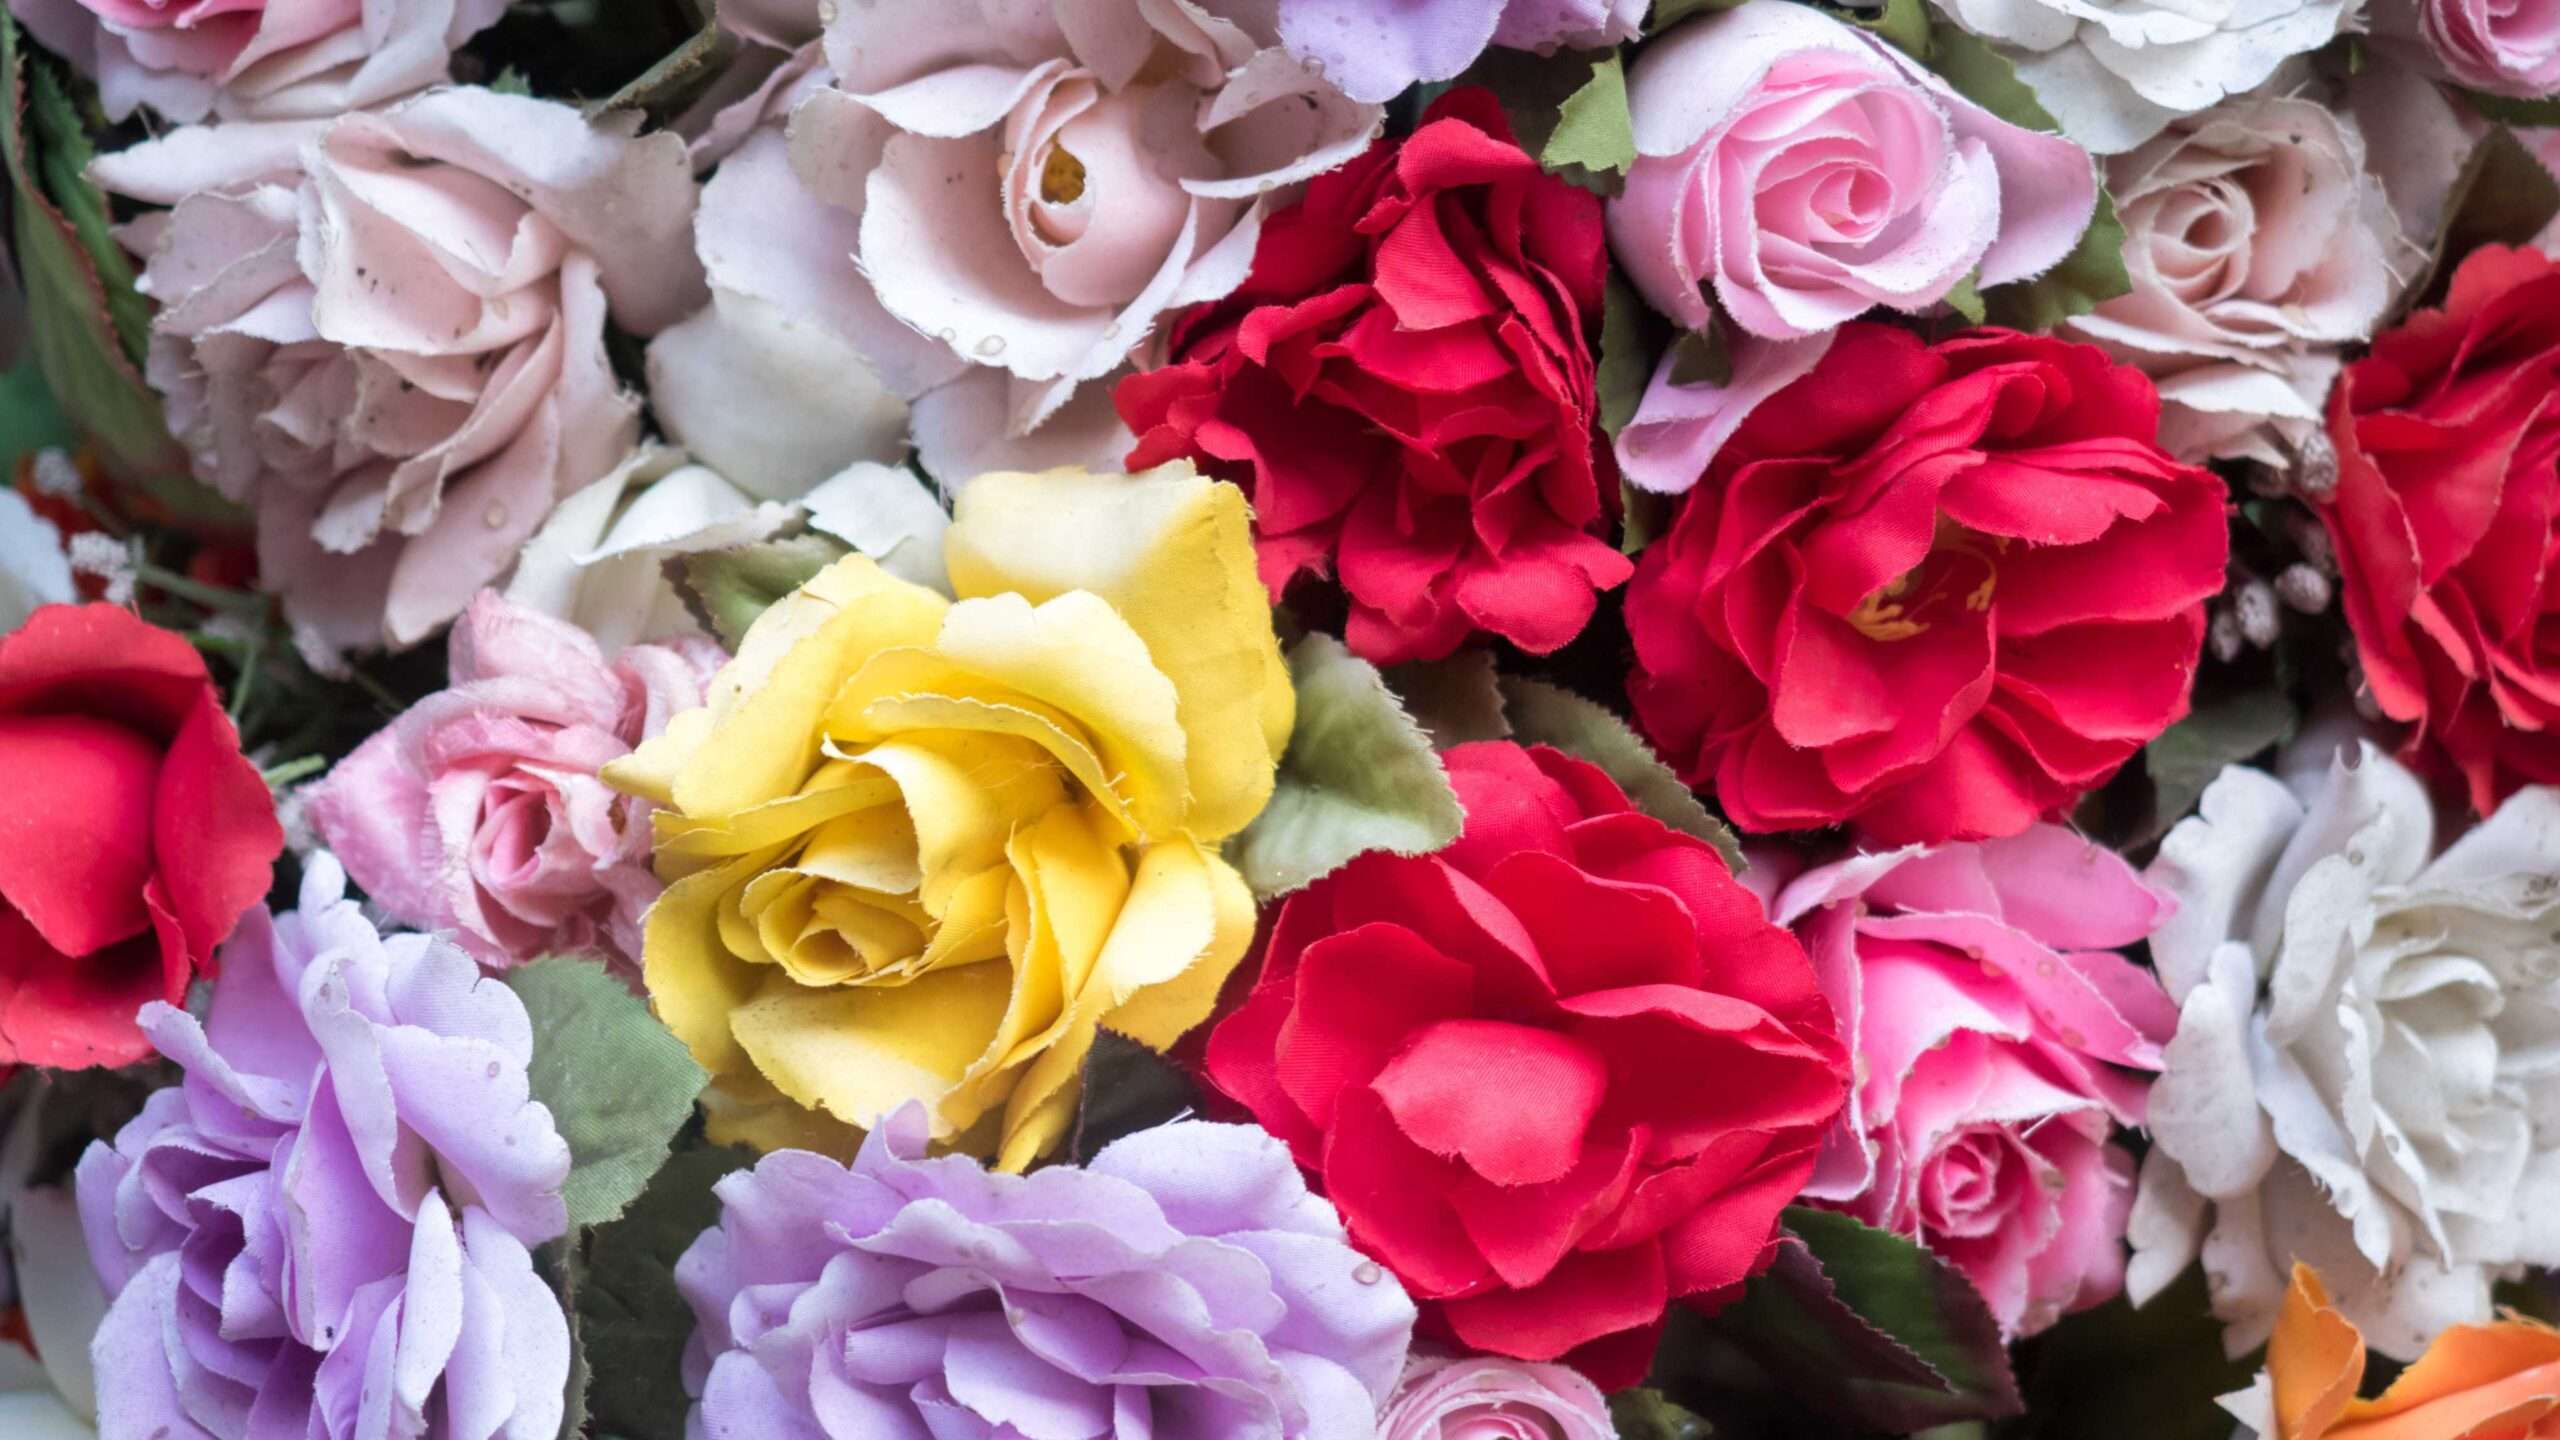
1040;145;1088;205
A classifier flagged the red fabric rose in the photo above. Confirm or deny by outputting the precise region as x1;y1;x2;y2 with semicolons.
1625;323;2228;845
1204;741;1847;1385
2322;245;2560;811
1116;88;1631;665
0;605;281;1067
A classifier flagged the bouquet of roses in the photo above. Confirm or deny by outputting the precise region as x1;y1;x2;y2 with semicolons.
0;0;2555;1434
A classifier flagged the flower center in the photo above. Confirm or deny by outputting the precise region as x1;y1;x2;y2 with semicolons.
1847;515;2004;643
1040;144;1088;205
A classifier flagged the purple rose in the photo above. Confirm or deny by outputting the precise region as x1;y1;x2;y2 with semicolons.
1274;0;1648;104
678;1106;1417;1438
74;856;574;1440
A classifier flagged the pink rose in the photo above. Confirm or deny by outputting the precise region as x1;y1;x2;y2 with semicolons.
1763;825;2178;1337
90;89;704;657
306;591;720;976
2380;0;2560;98
684;0;1379;480
2066;96;2404;467
12;0;505;122
1608;0;2096;341
1377;1354;1615;1440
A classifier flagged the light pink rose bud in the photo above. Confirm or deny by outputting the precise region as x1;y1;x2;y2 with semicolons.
90;88;705;656
2067;96;2404;467
305;590;723;977
11;0;506;122
2382;0;2560;98
1377;1354;1615;1440
1607;0;2096;341
1768;825;2179;1338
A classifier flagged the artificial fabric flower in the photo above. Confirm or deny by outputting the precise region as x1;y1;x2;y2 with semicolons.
1609;0;2097;342
505;446;949;655
1118;88;1628;666
306;590;722;976
1205;741;1848;1385
1933;0;2356;152
2068;95;2404;468
0;604;279;1068
90;88;704;658
677;1102;1415;1437
2321;244;2560;813
74;855;575;1440
1764;825;2176;1337
2376;0;2560;99
1267;0;1645;104
0;1073;107;1438
8;0;503;123
2224;1264;2560;1438
1376;1353;1615;1440
684;0;1379;479
606;462;1292;1167
0;488;72;632
1625;323;2229;844
2130;744;2560;1358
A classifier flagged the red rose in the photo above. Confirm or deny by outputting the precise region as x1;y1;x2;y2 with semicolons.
0;605;281;1067
1626;323;2228;845
1204;741;1847;1385
2322;245;2560;811
1116;88;1631;665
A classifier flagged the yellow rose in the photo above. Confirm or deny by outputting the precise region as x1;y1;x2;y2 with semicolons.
605;464;1293;1169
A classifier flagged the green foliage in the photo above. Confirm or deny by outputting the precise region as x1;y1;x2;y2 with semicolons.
2460;88;2560;126
2403;124;2560;315
557;1142;753;1440
2140;684;2300;845
1598;271;1666;439
507;957;710;1232
669;532;850;650
1500;676;1744;872
1610;1387;1717;1438
2012;1264;2259;1440
1543;52;1636;189
584;18;733;119
1066;1029;1203;1164
1650;0;1751;29
1228;633;1465;898
1382;647;1512;751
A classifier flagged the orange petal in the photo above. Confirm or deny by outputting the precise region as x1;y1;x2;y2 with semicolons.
2274;1264;2367;1440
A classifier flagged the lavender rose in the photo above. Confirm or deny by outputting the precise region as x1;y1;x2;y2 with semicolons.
1270;0;1647;104
73;855;575;1440
2066;95;2405;467
678;1105;1417;1437
90;88;704;659
9;0;504;123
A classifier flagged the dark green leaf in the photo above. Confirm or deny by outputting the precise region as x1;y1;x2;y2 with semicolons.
25;58;145;362
1500;676;1744;872
2410;124;2560;314
1228;633;1464;897
1650;0;1751;29
0;355;76;465
1926;20;2060;131
2460;88;2560;126
583;20;734;119
1382;648;1513;751
1666;321;1732;388
2013;1264;2257;1440
1542;51;1635;190
1942;270;1987;324
669;532;850;650
563;1143;754;1440
1842;0;1934;60
1621;480;1674;558
1450;47;1635;195
1065;1029;1203;1164
506;957;710;1232
1610;1387;1716;1439
1707;1209;2022;1433
1982;187;2132;330
1598;270;1669;440
2141;682;2299;842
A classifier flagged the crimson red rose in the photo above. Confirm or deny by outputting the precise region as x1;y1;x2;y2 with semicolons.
0;605;281;1067
2322;245;2560;811
1116;87;1630;665
1204;741;1846;1386
1626;323;2228;845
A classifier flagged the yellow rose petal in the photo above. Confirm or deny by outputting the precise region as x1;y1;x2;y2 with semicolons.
642;858;775;1077
1106;845;1257;1048
728;961;1015;1138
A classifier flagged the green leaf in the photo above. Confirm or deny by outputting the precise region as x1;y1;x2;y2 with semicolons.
1709;1208;2023;1433
2141;682;2299;842
506;957;710;1232
1499;676;1743;872
1666;321;1732;388
1942;270;1986;324
1844;0;1934;60
669;532;850;650
561;1143;753;1440
1609;1388;1716;1439
0;15;200;504
1065;1029;1203;1164
2012;1264;2257;1440
1621;480;1674;557
1542;51;1635;187
584;20;734;119
1982;187;2132;330
1227;633;1465;898
2460;87;2560;126
0;356;76;466
2408;124;2560;315
1649;0;1750;28
1597;270;1668;440
1925;20;2060;131
1381;648;1512;751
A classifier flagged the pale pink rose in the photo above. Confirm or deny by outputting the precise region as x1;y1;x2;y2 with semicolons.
305;590;722;975
1377;1354;1614;1440
10;0;505;123
1608;0;2097;342
2378;0;2560;98
2067;96;2404;468
677;0;1379;479
1766;825;2179;1338
89;89;705;657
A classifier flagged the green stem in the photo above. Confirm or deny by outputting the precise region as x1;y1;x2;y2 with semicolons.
260;755;327;788
130;557;260;614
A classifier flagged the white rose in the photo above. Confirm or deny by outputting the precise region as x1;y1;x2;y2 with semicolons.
0;1077;105;1438
0;488;73;633
1936;0;2356;153
2067;94;2407;467
2131;743;2560;1359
